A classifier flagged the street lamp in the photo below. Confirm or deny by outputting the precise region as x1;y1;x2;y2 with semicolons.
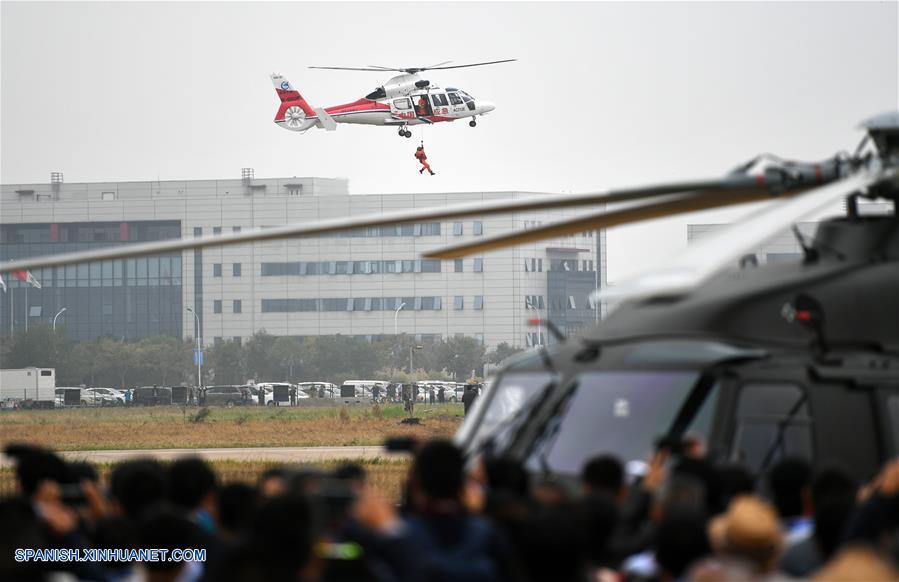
393;302;406;336
409;345;423;375
52;307;67;331
186;307;202;389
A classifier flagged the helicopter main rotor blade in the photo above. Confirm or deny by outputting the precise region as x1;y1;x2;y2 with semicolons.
422;59;517;70
601;166;894;301
308;66;394;72
423;187;795;260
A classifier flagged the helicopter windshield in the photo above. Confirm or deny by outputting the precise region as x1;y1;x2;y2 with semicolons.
458;371;556;452
460;91;474;103
526;370;715;476
365;87;386;100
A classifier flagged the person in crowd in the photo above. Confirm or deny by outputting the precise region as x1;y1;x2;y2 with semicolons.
697;495;787;580
582;455;625;501
780;466;857;577
462;385;478;415
438;386;446;403
767;457;814;546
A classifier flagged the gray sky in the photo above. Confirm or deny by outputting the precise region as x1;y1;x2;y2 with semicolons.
2;1;897;282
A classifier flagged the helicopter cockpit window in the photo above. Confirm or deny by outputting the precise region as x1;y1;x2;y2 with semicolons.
432;94;449;107
366;87;387;100
460;91;474;103
448;92;463;106
731;383;812;473
393;98;411;110
461;372;556;453
525;371;704;476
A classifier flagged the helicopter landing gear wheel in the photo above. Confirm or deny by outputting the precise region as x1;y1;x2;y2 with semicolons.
398;128;406;137
404;130;412;138
469;119;477;127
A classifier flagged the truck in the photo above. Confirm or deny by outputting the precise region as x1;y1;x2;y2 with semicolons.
0;368;57;409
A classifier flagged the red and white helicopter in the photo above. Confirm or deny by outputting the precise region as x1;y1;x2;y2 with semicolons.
271;60;514;138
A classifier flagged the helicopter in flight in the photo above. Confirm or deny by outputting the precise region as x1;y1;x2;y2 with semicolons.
3;112;897;487
271;59;513;138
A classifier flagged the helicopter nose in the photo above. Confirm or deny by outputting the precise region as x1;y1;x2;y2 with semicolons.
479;101;496;114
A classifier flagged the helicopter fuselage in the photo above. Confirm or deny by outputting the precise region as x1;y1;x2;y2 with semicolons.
272;73;495;133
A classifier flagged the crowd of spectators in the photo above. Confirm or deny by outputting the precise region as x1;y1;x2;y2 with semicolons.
2;438;899;581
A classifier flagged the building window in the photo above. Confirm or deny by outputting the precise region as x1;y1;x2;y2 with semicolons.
213;263;222;277
454;259;464;273
474;295;484;310
475;333;484;346
233;263;241;277
193;227;202;238
474;258;484;272
233;226;241;233
473;221;483;236
453;222;463;236
213;300;222;314
538;259;543;272
213;227;222;236
233;300;242;314
454;296;464;310
101;191;115;201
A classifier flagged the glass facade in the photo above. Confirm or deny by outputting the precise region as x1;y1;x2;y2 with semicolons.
0;221;182;341
261;296;444;313
261;259;442;276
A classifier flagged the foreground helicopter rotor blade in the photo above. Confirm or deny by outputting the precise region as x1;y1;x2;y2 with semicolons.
423;187;795;259
0;175;787;274
600;166;894;301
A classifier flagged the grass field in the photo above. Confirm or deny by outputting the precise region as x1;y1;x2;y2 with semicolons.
0;458;411;501
0;403;464;451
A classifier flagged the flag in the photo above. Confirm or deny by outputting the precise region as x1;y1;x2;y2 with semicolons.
0;275;5;293
12;270;42;289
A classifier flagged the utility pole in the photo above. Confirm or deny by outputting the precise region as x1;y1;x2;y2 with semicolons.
187;307;202;388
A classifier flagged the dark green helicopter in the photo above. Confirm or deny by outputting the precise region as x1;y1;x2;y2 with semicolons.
3;113;897;485
448;112;899;485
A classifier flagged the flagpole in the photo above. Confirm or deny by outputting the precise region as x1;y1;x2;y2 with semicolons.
25;285;28;333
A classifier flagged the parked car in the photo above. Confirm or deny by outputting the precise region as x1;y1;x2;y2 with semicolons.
132;386;173;406
341;380;389;399
256;382;309;406
297;382;339;398
203;385;250;407
82;387;125;406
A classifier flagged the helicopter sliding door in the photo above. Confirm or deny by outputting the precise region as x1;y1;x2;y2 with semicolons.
413;94;432;117
723;376;883;482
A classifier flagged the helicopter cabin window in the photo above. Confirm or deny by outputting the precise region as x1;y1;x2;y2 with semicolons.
432;94;449;107
393;98;411;110
448;92;463;106
366;87;387;100
731;383;812;473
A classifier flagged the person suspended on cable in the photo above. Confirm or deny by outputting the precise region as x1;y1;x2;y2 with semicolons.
415;145;435;175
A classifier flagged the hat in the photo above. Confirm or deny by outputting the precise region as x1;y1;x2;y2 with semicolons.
709;496;783;569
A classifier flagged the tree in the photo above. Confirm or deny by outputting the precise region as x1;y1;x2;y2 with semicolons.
436;336;486;380
487;342;524;365
243;331;278;381
207;340;245;385
272;336;306;381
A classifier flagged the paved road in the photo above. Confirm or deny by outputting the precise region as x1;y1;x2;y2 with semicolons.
0;446;403;467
